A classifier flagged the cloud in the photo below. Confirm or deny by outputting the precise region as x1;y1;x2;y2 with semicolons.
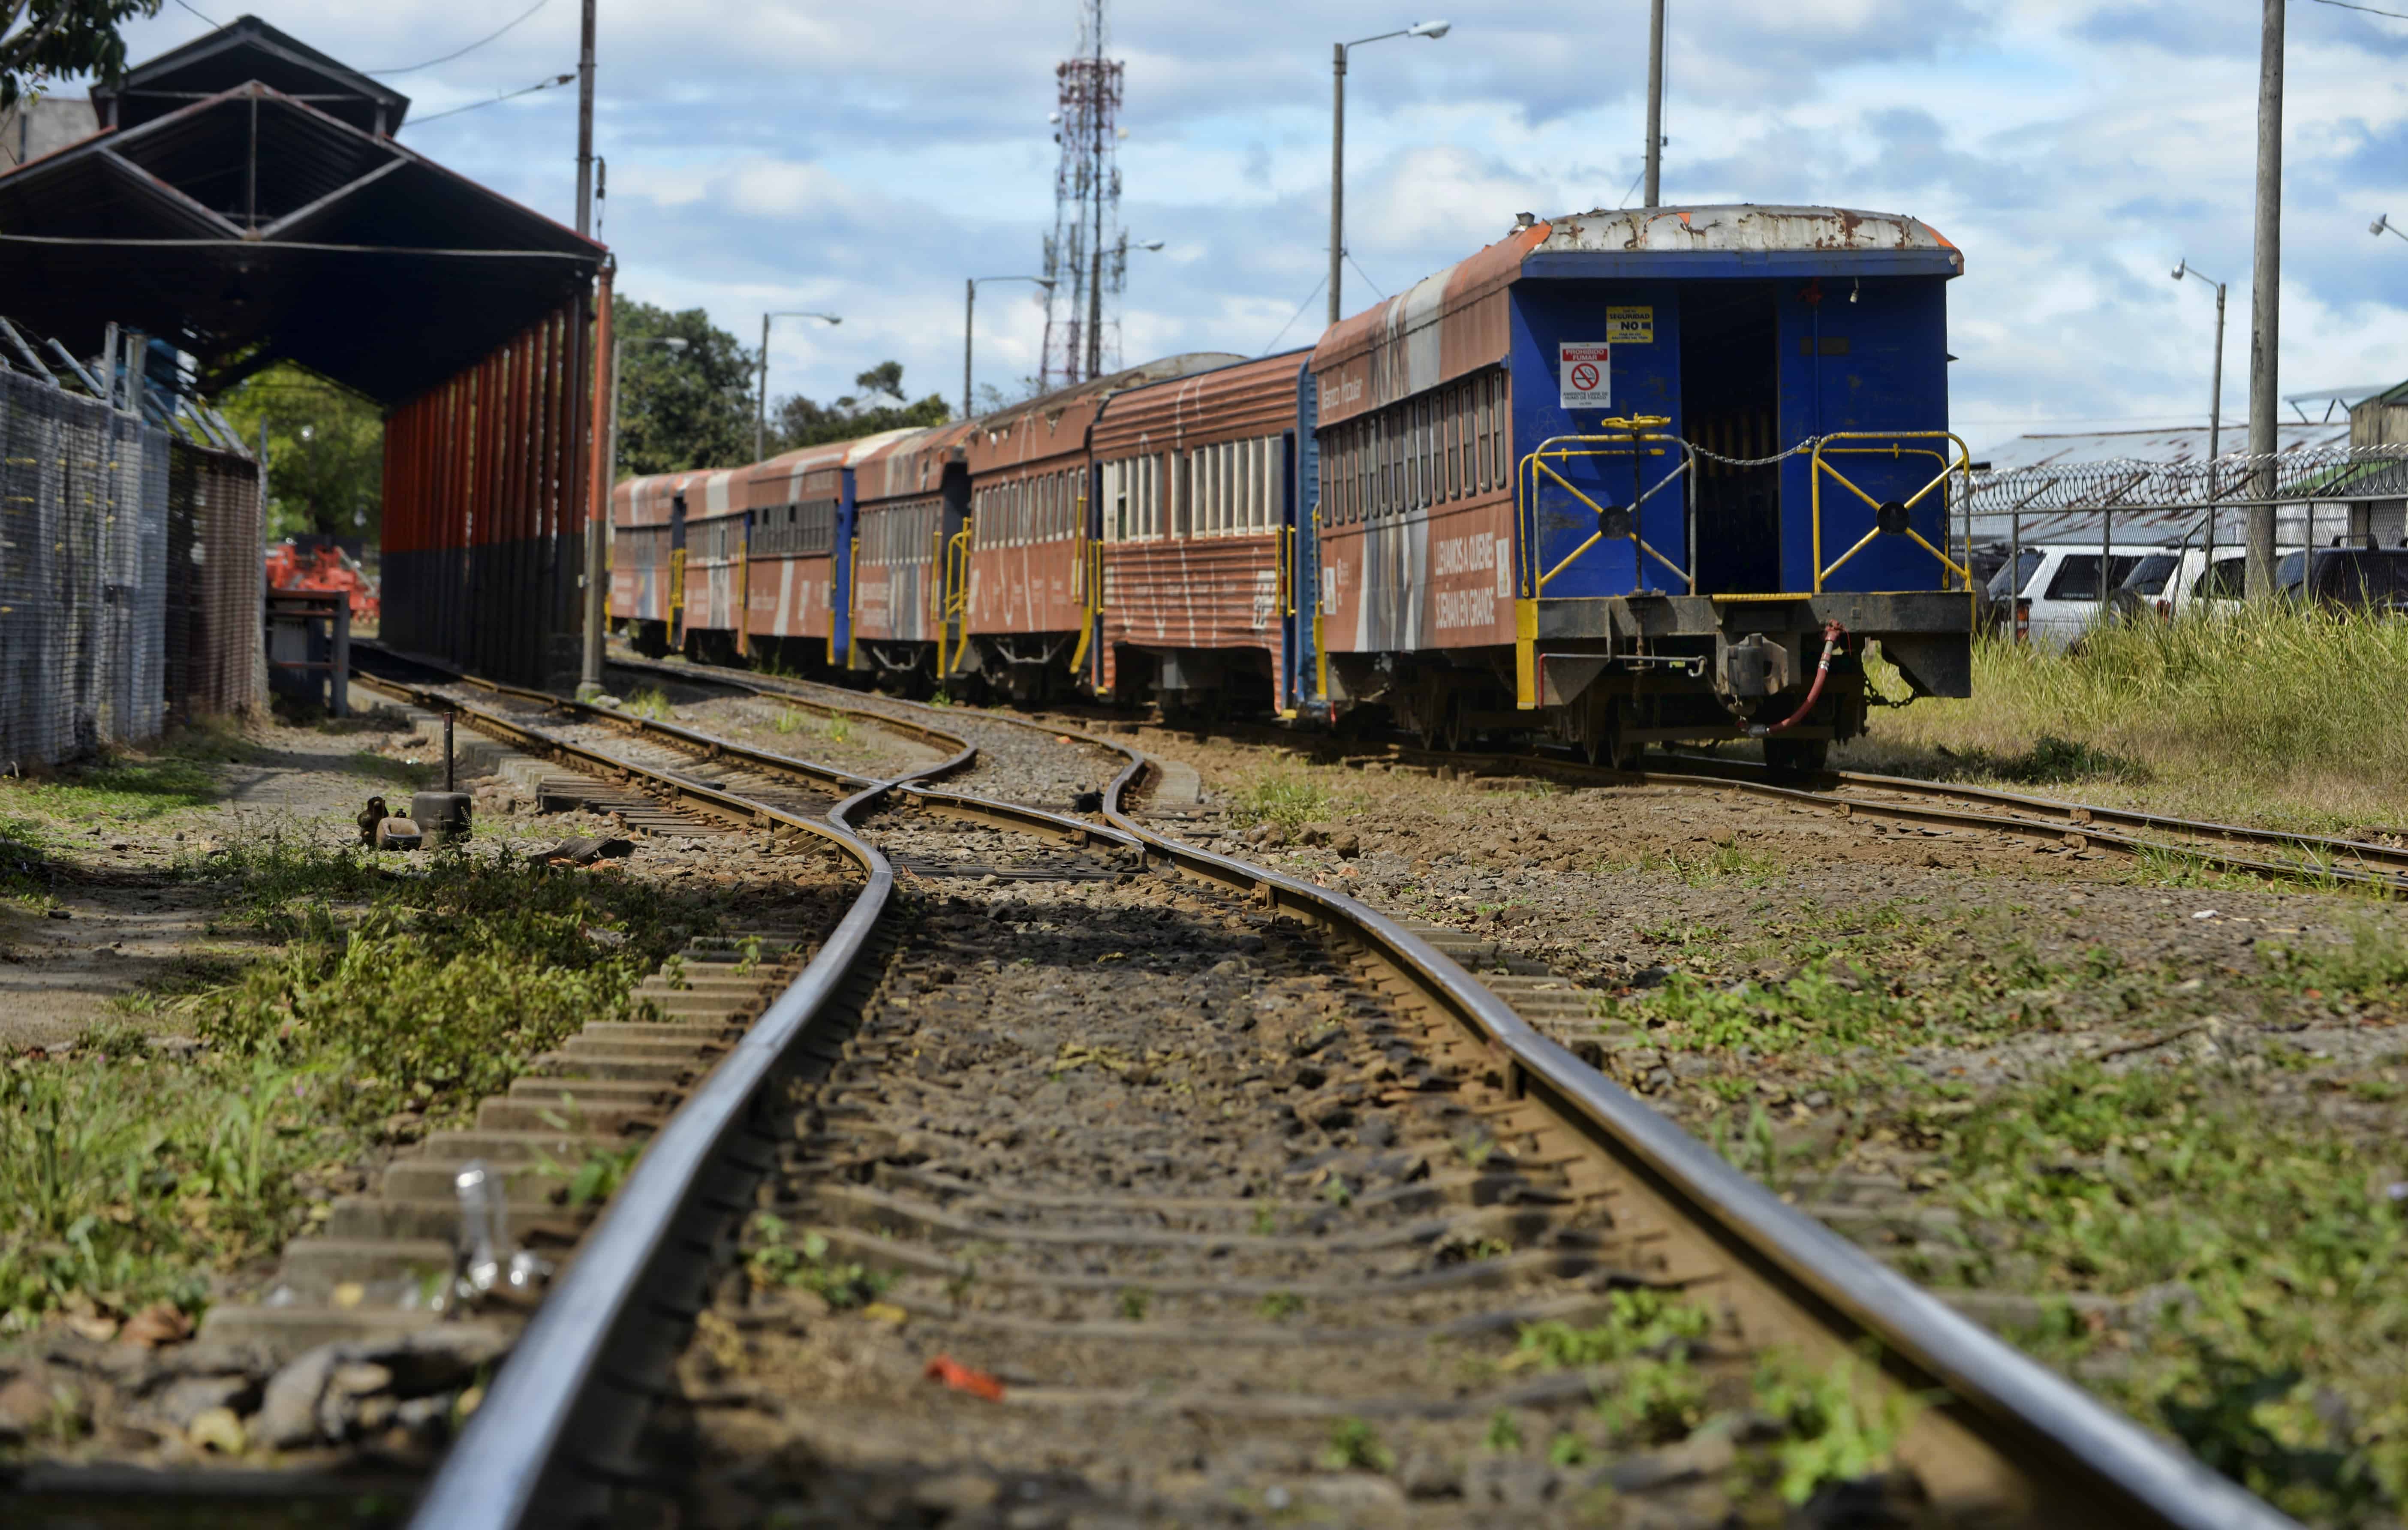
84;0;2408;443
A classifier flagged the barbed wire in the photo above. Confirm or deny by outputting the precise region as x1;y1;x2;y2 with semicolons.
1966;446;2408;513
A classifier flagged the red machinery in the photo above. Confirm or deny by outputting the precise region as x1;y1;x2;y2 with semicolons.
266;540;380;621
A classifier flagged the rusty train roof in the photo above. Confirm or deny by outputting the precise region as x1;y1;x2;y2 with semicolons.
1090;351;1307;459
1308;205;1963;425
961;352;1245;477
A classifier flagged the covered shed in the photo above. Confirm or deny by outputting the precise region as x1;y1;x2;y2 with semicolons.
0;15;607;684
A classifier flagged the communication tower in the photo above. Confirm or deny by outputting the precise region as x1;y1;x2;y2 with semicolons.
1039;0;1125;388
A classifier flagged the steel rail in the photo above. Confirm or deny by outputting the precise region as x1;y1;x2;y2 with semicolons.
596;650;2296;1528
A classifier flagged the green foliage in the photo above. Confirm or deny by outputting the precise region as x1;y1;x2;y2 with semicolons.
1226;773;1331;835
745;1216;894;1309
1319;1416;1396;1473
0;1052;334;1329
1484;1409;1523;1452
189;838;678;1124
542;1142;642;1210
2262;917;2408;1005
218;363;384;539
1940;1063;2408;1517
1516;1289;1712;1369
772;361;951;452
2;0;163;112
1116;1286;1149;1322
1257;1289;1304;1322
1616;836;1786;886
612;296;756;477
1750;1351;1913;1504
1596;1355;1708;1443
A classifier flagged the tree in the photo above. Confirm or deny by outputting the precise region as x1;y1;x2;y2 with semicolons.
216;363;383;542
611;295;753;479
2;0;161;111
770;361;950;453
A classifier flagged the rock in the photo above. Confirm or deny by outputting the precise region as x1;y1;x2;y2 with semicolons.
1394;1447;1460;1500
1598;1426;1736;1493
186;1405;247;1455
256;1325;512;1449
0;1372;58;1440
150;1374;258;1431
1330;832;1361;859
255;1346;341;1449
118;1301;194;1349
1300;1473;1405;1511
1460;1455;1557;1508
913;1472;1001;1513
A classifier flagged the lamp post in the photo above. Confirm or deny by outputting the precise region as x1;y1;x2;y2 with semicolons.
1330;20;1451;328
2374;213;2408;245
2173;259;2229;578
964;275;1054;420
757;311;841;462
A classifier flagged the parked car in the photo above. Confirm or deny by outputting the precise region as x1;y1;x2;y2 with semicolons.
1986;543;2158;650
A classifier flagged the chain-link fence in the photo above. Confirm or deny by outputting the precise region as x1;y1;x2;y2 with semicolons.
0;364;258;768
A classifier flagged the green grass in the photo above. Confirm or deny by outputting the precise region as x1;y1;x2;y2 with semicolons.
1608;837;1787;885
187;835;689;1125
1225;771;1333;835
1850;607;2408;831
622;687;676;723
744;1215;894;1309
0;1049;340;1334
1932;1063;2408;1520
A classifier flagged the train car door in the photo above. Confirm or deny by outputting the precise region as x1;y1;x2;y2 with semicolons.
667;491;689;648
1680;283;1782;594
1286;362;1321;713
832;469;858;667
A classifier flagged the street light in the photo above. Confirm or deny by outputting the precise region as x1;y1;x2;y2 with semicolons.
964;275;1053;420
2374;213;2408;244
758;311;842;461
1330;20;1451;328
2173;257;2229;577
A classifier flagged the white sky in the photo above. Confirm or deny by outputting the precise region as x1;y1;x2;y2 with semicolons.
109;0;2408;451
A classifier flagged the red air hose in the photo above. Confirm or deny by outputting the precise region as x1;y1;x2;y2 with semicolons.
1743;620;1848;738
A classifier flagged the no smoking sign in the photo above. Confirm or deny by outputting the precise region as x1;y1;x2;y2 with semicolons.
1559;342;1611;410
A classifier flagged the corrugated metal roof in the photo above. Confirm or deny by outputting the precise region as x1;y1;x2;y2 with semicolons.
1966;422;2363;546
1971;422;2348;475
1537;205;1957;258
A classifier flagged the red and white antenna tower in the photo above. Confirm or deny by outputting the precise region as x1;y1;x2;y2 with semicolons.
1039;0;1125;388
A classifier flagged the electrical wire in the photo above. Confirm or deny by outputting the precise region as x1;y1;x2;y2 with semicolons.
1344;252;1386;302
401;72;574;129
1258;276;1327;355
2315;0;2408;20
1615;166;1645;210
171;0;220;27
369;0;551;75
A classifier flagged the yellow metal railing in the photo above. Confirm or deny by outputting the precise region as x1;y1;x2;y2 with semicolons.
1069;494;1105;674
667;546;687;632
936;523;974;676
1515;415;1694;599
1807;432;1975;593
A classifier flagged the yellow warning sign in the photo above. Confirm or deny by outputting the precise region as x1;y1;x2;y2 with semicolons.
1606;306;1655;344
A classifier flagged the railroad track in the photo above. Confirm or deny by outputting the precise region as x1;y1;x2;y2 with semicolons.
300;645;2293;1530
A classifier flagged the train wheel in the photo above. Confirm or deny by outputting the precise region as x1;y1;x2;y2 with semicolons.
1763;737;1830;780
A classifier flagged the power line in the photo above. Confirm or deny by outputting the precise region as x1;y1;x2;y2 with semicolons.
1260;276;1327;355
2313;0;2408;21
401;72;575;128
1344;252;1385;301
370;0;551;75
172;0;221;27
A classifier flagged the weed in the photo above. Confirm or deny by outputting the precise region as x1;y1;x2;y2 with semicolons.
1484;1410;1523;1452
1516;1289;1712;1369
1227;772;1331;836
1619;837;1785;886
1250;1203;1278;1237
1751;1350;1915;1505
622;687;675;723
1117;1286;1150;1322
1258;1290;1305;1322
1548;1431;1592;1467
745;1216;894;1309
1318;1175;1352;1208
1596;1355;1708;1444
1320;1416;1396;1473
541;1142;643;1210
2263;917;2408;1006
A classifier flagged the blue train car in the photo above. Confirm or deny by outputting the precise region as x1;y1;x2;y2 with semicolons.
1309;205;1976;771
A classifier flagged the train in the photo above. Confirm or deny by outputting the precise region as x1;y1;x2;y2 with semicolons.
609;205;1977;774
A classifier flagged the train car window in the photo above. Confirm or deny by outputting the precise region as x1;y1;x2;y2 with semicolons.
1246;437;1262;530
1445;390;1460;500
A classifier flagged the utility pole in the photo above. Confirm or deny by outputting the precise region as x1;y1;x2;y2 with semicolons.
581;261;614;695
963;279;975;420
574;0;596;237
1642;0;1665;208
2245;0;2283;599
1329;42;1346;329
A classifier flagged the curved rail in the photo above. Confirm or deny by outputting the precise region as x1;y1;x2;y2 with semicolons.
419;648;2295;1529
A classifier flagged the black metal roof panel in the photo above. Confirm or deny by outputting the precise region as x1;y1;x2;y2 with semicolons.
0;80;599;404
91;14;408;135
